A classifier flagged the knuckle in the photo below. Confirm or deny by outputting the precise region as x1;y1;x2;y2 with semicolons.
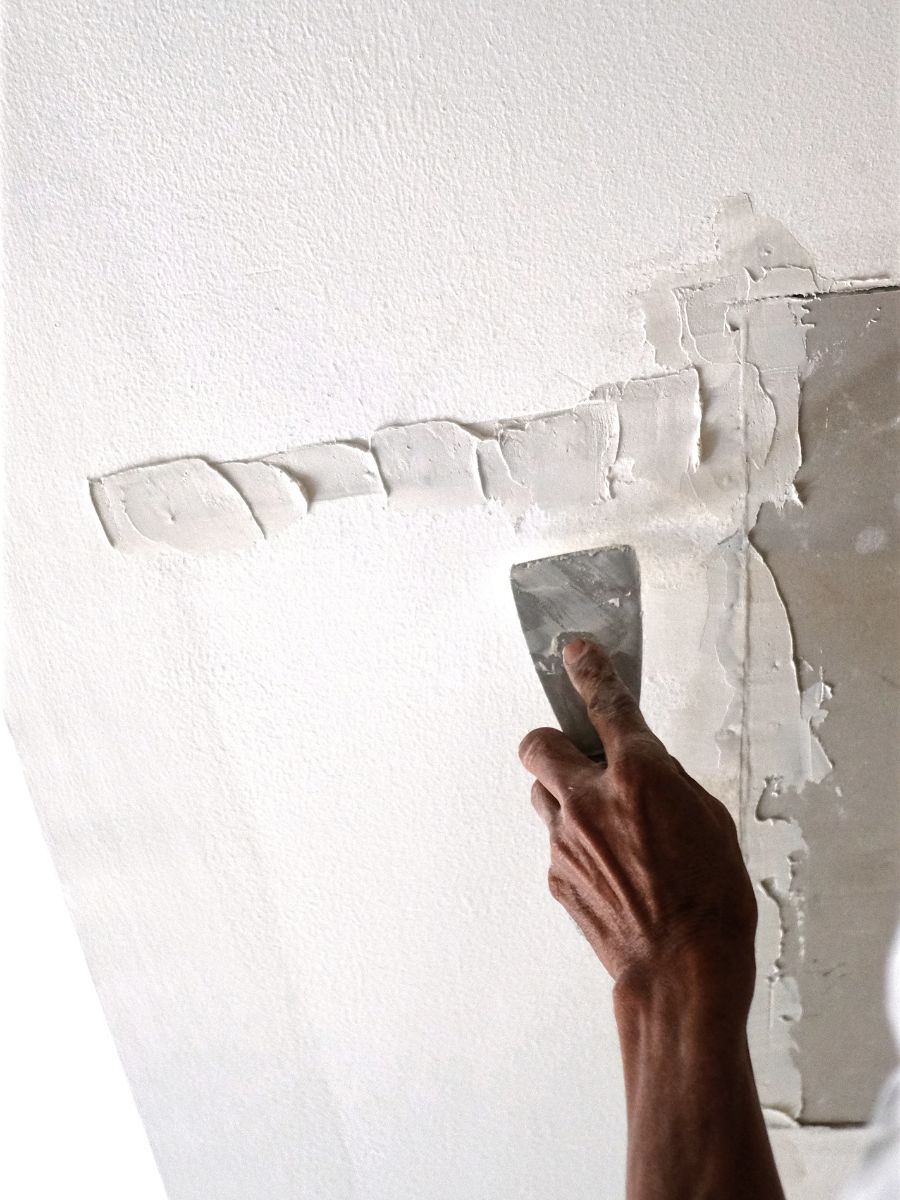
519;727;556;769
608;752;645;795
563;780;599;817
588;688;635;725
531;780;559;820
548;827;567;854
607;738;670;796
572;642;611;675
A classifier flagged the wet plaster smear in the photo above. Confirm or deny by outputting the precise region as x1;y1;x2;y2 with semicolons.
6;5;900;1197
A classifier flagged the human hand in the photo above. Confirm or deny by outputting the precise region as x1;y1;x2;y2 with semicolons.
518;638;758;1016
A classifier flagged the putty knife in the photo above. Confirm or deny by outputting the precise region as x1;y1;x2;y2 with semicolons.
510;545;642;762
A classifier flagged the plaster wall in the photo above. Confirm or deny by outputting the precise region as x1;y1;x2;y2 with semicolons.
5;3;899;1198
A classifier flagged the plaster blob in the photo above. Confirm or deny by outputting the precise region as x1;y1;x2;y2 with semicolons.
370;420;484;509
492;399;619;510
265;441;383;504
91;458;264;554
641;193;821;373
616;371;701;489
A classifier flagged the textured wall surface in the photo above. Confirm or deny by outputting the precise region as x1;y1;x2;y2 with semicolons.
5;2;898;1198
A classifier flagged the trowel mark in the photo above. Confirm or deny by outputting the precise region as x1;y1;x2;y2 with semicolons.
370;420;485;510
90;457;282;555
264;439;382;504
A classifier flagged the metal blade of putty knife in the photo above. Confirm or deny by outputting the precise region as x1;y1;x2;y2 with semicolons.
510;545;642;762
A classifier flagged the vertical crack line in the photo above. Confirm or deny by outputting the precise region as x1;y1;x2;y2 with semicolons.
737;312;754;847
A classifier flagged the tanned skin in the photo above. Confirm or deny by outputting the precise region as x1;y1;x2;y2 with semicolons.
519;638;785;1200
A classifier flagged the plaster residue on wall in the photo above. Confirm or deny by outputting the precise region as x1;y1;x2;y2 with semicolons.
84;198;899;1123
90;458;309;553
89;195;834;556
90;376;697;547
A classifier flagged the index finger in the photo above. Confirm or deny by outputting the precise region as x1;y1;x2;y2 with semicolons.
561;639;662;763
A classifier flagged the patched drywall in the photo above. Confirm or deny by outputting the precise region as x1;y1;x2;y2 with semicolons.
6;3;899;1198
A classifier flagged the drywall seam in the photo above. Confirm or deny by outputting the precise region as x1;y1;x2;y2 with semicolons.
643;215;814;1116
707;529;825;1116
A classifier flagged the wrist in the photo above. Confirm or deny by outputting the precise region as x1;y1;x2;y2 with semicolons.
612;940;755;1046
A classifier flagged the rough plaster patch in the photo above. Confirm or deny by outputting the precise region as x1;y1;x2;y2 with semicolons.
749;289;900;1122
707;533;830;1117
89;199;824;559
91;382;664;551
616;372;700;489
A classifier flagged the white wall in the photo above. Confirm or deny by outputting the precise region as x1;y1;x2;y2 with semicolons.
0;723;167;1199
5;2;897;1198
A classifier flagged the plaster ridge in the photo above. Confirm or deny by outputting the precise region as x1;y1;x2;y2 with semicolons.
206;459;271;539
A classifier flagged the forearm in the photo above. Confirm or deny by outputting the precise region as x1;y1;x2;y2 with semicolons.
520;640;788;1198
614;971;784;1200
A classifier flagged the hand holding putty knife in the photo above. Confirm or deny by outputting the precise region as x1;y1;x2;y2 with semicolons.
511;544;783;1200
